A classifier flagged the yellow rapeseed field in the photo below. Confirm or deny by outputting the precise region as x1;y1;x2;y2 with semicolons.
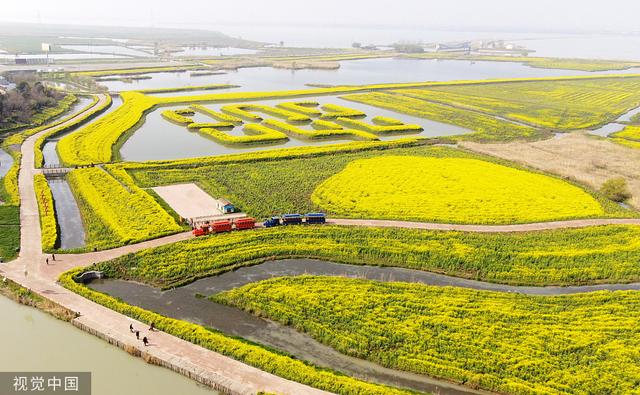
312;156;604;224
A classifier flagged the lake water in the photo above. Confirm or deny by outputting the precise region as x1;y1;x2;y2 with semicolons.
513;34;640;61
0;295;217;395
118;95;471;162
98;57;640;93
173;47;258;57
211;25;640;60
60;45;153;58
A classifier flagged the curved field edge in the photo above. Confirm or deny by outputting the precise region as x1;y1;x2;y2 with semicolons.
58;268;417;395
124;140;635;224
310;156;605;224
214;275;640;395
78;224;640;289
34;94;113;168
65;167;183;252
56;74;640;166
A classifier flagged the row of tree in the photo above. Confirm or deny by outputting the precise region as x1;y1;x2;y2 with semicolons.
0;74;64;128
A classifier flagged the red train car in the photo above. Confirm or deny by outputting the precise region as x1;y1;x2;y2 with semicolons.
235;217;256;230
212;220;233;233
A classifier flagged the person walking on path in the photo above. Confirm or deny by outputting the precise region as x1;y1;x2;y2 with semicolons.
45;258;49;265
129;324;134;333
52;254;56;261
135;330;140;340
142;337;149;346
149;322;155;331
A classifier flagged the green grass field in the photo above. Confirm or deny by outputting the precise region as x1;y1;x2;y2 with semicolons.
0;205;20;261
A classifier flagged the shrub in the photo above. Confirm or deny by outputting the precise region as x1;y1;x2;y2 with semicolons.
600;177;632;202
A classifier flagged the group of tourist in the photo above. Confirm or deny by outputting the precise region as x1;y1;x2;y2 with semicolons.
129;322;156;346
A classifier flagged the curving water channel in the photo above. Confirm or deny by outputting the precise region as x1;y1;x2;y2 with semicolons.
0;148;14;179
588;105;640;137
88;258;640;395
42;96;123;249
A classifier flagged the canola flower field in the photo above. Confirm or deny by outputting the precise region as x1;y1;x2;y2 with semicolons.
215;275;640;395
56;74;640;166
393;77;640;130
161;102;408;145
31;70;640;394
128;142;626;223
87;224;640;288
344;92;545;141
312;156;604;224
34;174;57;251
66;167;182;249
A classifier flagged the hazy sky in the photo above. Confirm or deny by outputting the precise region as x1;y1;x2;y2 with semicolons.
1;0;639;33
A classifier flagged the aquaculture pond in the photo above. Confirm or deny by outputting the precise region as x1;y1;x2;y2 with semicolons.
0;295;218;395
118;95;471;162
97;57;640;92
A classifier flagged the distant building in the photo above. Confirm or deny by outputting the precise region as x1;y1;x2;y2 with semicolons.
0;76;15;93
435;42;471;53
216;199;235;214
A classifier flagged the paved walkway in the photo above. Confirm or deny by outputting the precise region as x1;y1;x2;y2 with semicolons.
0;95;328;395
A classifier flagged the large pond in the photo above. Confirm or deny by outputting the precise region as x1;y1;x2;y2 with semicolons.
118;95;472;161
97;57;640;92
0;295;217;395
89;258;640;395
173;47;258;57
59;45;154;58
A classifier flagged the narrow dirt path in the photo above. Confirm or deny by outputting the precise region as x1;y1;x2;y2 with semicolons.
327;217;640;232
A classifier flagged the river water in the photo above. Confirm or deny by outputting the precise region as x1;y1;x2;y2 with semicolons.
0;296;217;395
89;258;639;394
98;57;640;93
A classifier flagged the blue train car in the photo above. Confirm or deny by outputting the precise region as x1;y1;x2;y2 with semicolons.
282;214;304;225
304;213;326;224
